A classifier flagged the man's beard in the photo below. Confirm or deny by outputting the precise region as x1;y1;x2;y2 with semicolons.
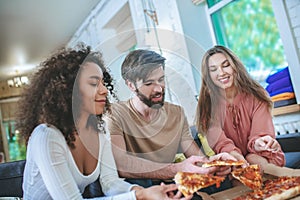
136;89;165;109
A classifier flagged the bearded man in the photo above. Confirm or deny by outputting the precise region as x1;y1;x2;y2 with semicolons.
105;49;234;192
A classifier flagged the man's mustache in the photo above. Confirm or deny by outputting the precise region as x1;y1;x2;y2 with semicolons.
150;91;165;98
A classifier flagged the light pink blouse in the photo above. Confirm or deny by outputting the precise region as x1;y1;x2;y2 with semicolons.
206;92;285;166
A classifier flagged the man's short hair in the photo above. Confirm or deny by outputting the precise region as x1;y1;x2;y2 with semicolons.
121;49;166;82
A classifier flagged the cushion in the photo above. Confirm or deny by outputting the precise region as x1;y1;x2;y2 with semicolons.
0;160;25;197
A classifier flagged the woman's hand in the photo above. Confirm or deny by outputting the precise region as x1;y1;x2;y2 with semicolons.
229;151;248;170
210;152;237;161
246;153;268;172
254;136;280;152
229;151;246;162
208;152;238;176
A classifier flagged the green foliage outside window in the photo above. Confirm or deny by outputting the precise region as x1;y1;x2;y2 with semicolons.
210;0;287;85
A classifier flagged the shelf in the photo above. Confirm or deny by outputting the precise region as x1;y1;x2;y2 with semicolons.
272;104;300;116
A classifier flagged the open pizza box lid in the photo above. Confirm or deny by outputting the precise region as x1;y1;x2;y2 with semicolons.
263;163;300;177
201;164;300;200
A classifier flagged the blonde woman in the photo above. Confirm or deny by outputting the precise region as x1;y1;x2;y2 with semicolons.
195;45;285;169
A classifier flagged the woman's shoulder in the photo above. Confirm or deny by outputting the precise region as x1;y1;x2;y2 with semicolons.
241;92;266;104
236;92;256;103
238;92;269;114
30;123;65;143
27;124;68;156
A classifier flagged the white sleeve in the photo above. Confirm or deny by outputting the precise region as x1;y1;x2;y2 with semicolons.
99;130;137;197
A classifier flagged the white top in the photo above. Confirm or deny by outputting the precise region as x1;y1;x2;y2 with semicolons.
23;124;136;200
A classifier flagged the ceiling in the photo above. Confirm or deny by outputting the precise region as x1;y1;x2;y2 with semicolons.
0;0;102;81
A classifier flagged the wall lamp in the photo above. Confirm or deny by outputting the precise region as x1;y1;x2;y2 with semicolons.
7;76;29;87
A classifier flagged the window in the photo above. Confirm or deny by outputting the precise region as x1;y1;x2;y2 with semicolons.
0;101;26;162
207;0;287;87
3;121;26;161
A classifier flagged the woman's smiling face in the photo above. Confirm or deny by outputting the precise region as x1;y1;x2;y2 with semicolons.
208;53;235;91
79;62;108;116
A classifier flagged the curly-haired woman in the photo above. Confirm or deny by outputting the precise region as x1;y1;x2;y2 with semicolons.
195;45;285;169
16;45;187;200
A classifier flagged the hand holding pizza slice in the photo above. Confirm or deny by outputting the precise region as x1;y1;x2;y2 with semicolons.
203;161;263;191
174;172;225;197
202;158;246;177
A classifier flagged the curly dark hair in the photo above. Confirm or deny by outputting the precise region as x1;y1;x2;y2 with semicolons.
16;45;115;148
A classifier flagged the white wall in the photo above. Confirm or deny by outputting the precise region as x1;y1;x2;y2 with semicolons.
68;0;300;131
272;0;300;104
175;0;214;94
271;0;300;134
67;0;200;125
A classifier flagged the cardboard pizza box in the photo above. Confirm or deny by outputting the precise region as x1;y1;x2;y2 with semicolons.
209;185;250;200
263;163;300;177
209;164;300;200
209;184;300;200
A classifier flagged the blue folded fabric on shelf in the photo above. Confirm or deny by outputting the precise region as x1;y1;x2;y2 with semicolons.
266;76;292;94
266;66;289;84
269;86;294;97
273;98;296;108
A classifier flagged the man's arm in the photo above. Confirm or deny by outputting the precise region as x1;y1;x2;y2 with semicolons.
181;139;238;176
181;140;206;158
111;134;215;179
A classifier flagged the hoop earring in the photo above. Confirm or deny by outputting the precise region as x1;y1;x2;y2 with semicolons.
97;117;106;134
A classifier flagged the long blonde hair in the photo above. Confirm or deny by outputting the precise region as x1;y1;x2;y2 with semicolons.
195;45;272;133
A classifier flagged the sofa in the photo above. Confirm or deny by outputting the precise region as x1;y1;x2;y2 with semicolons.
276;132;300;168
0;160;25;197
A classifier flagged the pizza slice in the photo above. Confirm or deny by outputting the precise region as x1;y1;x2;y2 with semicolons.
202;160;245;168
264;176;300;200
174;172;225;197
233;176;300;200
231;164;263;190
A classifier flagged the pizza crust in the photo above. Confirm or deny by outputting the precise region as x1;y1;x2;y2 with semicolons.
233;176;300;200
202;160;245;168
264;185;300;200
